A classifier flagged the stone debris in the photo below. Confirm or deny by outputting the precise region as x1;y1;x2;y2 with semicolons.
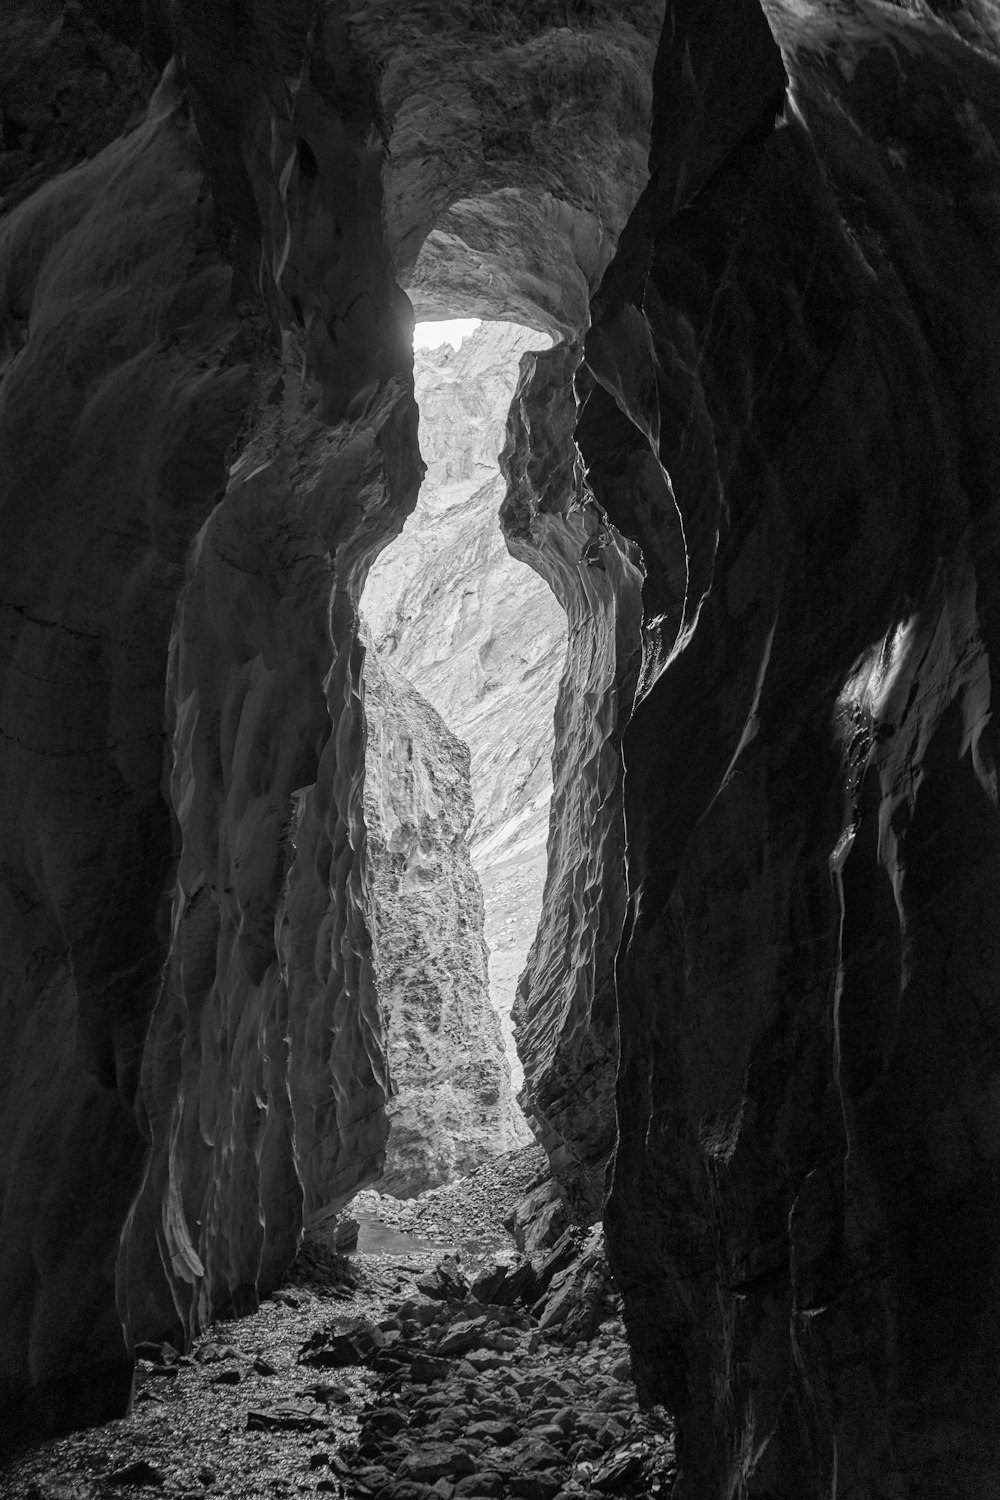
107;1458;166;1485
348;1143;548;1252
503;1178;570;1256
1;1148;674;1500
298;1381;352;1407
299;1318;389;1368
246;1404;330;1433
194;1341;239;1364
414;1257;469;1302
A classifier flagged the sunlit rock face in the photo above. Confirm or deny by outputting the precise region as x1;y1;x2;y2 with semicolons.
501;342;644;1222
363;640;525;1196
355;2;661;335
585;0;1000;1494
364;321;567;1094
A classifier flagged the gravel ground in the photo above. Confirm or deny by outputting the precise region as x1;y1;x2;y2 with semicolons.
0;1146;674;1500
347;1144;549;1250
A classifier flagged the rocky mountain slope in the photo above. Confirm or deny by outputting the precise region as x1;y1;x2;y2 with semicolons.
364;322;567;1092
363;638;526;1195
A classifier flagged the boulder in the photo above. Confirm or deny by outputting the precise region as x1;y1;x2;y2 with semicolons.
503;1178;570;1256
415;1258;469;1303
298;1319;388;1369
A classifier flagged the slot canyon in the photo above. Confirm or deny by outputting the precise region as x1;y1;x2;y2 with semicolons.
2;1;1000;1496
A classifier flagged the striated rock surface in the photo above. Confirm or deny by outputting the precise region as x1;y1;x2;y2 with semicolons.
0;0;659;1446
0;4;420;1437
588;1;1000;1494
501;342;644;1222
363;638;525;1196
357;2;663;335
364;321;567;1093
8;0;1000;1494
0;63;255;1435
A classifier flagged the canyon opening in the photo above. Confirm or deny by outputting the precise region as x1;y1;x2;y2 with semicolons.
360;316;565;1191
3;2;1000;1498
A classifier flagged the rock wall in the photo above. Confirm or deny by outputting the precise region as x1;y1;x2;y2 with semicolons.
0;64;254;1435
363;641;525;1197
588;1;1000;1494
0;0;659;1446
501;343;644;1223
0;2;422;1439
10;0;1000;1492
363;321;568;1092
358;2;662;335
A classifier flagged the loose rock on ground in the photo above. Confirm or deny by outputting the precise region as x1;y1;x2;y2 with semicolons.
1;1148;674;1499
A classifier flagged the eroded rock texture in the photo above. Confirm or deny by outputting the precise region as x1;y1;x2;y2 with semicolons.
501;343;643;1223
357;2;661;335
364;321;567;1092
1;1;421;1436
0;65;253;1434
363;641;524;1197
590;1;1000;1495
0;0;658;1447
9;0;999;1491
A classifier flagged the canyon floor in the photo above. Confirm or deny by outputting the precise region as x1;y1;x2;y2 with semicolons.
1;1148;674;1500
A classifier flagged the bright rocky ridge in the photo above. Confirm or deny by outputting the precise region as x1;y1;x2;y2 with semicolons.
362;635;526;1197
364;320;566;1098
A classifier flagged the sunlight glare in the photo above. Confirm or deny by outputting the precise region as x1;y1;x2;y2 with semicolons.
413;318;481;350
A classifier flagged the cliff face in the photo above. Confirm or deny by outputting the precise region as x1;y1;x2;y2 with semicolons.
0;66;255;1429
587;2;1000;1494
500;340;644;1222
0;0;658;1446
363;641;525;1197
0;4;422;1431
364;321;567;1091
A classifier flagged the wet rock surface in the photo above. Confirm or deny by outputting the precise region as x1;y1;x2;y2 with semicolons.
348;1144;547;1255
0;1151;673;1500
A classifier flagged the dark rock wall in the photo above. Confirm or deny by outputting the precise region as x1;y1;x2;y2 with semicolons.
1;2;422;1438
590;0;1000;1493
0;0;659;1446
0;2;164;212
502;342;643;1223
116;0;427;1358
0;67;252;1434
